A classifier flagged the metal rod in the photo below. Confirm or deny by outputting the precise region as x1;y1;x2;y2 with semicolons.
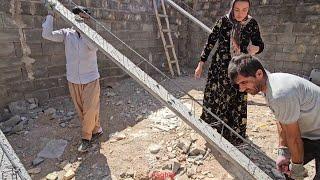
165;0;212;33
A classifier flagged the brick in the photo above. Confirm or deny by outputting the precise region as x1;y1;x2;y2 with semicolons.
13;42;23;57
8;80;34;93
31;67;48;79
23;29;43;43
0;67;23;83
25;89;50;104
29;43;43;56
31;55;50;68
49;86;68;98
293;23;320;34
0;43;16;57
283;44;307;54
0;1;11;14
33;3;47;16
262;34;277;43
100;67;124;77
21;15;34;28
296;4;320;15
42;43;65;56
283;61;303;71
0;29;20;42
33;16;44;29
295;35;320;46
34;78;59;89
58;76;68;86
20;1;33;15
48;65;66;76
276;34;296;44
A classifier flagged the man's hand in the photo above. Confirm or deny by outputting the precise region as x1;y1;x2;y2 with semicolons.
43;0;56;16
276;147;290;173
287;162;308;180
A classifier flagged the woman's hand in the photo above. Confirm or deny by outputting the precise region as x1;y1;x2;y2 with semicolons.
247;45;260;55
194;61;204;79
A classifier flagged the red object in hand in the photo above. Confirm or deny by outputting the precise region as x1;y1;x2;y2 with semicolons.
149;171;176;180
276;155;290;174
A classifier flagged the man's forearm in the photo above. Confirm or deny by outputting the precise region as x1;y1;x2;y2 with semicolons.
277;122;287;147
286;137;304;164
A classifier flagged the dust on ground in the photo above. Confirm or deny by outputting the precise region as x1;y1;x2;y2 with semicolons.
5;75;316;179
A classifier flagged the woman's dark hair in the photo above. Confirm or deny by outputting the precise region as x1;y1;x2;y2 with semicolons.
229;0;251;20
228;54;267;83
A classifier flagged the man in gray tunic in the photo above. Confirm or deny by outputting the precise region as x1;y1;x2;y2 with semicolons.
228;54;320;180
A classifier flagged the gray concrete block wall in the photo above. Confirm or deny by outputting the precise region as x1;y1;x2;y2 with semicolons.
0;0;319;110
0;0;167;110
179;0;320;75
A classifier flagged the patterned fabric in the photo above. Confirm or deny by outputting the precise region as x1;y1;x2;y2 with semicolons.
200;15;264;145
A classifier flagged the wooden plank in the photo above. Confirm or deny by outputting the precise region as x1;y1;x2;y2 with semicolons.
49;0;273;179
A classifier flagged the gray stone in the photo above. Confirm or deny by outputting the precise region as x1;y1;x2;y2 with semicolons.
8;100;28;114
28;167;41;174
115;101;123;106
59;123;66;128
149;144;161;154
0;115;21;129
32;157;44;166
188;147;206;156
44;108;56;115
177;139;192;153
11;121;25;133
186;165;197;177
29;104;38;110
26;98;38;104
66;111;75;116
37;139;68;159
172;161;181;173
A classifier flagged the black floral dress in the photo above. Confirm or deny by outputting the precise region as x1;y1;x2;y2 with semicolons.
200;15;264;145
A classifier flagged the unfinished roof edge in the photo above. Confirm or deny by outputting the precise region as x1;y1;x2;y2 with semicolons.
48;0;272;179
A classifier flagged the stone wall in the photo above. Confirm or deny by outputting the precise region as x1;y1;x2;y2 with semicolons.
0;0;172;109
0;0;319;110
179;0;320;75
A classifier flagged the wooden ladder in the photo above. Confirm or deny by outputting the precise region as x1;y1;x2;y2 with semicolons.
153;0;181;76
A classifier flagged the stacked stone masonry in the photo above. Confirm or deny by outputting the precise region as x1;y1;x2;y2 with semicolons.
0;0;319;110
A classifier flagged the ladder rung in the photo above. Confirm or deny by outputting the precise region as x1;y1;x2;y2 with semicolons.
165;45;173;48
158;14;168;18
170;60;178;64
162;29;171;32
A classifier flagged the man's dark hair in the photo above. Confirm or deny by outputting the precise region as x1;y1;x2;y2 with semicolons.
228;54;267;83
72;6;91;15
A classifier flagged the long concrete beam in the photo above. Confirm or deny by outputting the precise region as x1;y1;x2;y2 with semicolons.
0;130;31;180
48;0;272;179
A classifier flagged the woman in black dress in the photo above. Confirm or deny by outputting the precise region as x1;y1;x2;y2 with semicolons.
194;0;264;145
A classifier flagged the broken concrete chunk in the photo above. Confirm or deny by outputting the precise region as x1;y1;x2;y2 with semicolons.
188;147;206;156
28;167;41;174
46;171;59;180
32;157;44;166
149;144;161;154
0;115;21;129
63;169;75;180
44;108;56;115
37;139;68;159
177;139;192;153
8;100;27;114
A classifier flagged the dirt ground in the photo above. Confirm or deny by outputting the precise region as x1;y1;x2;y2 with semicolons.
6;74;316;180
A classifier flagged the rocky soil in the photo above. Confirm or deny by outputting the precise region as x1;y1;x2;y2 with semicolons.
0;75;316;180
